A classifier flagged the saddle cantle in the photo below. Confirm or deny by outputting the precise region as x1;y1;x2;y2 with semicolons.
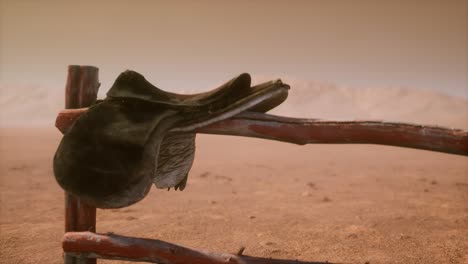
53;70;290;208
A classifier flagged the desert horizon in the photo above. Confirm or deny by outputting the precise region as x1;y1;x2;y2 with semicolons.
2;75;467;129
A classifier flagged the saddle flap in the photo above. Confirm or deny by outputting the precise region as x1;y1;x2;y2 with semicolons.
54;70;290;209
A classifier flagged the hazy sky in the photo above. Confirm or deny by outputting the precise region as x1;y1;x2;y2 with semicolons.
1;0;467;97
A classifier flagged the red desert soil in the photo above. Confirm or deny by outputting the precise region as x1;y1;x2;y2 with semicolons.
0;127;467;263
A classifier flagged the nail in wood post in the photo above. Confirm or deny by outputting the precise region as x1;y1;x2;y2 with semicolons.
64;65;100;264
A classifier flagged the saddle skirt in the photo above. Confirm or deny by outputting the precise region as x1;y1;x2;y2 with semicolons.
53;70;289;208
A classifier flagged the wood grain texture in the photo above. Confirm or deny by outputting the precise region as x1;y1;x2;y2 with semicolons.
63;232;331;264
56;109;468;156
64;65;99;264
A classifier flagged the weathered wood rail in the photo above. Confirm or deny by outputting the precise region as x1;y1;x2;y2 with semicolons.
63;232;331;264
56;108;468;156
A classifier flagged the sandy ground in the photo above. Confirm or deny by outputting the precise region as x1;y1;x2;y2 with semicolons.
0;127;467;264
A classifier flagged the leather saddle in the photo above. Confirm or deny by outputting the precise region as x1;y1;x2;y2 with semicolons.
53;70;289;208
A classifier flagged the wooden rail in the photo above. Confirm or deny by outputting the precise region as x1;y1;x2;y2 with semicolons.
56;109;468;156
63;232;332;264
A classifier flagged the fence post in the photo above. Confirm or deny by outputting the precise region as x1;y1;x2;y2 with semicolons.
64;65;100;264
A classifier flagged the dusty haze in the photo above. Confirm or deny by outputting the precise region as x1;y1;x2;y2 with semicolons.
1;77;468;129
1;1;467;264
1;0;467;127
1;0;467;97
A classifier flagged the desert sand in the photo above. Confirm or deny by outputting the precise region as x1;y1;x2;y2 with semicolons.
0;84;467;263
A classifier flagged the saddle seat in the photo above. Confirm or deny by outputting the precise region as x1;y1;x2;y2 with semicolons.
107;71;289;131
53;71;290;209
